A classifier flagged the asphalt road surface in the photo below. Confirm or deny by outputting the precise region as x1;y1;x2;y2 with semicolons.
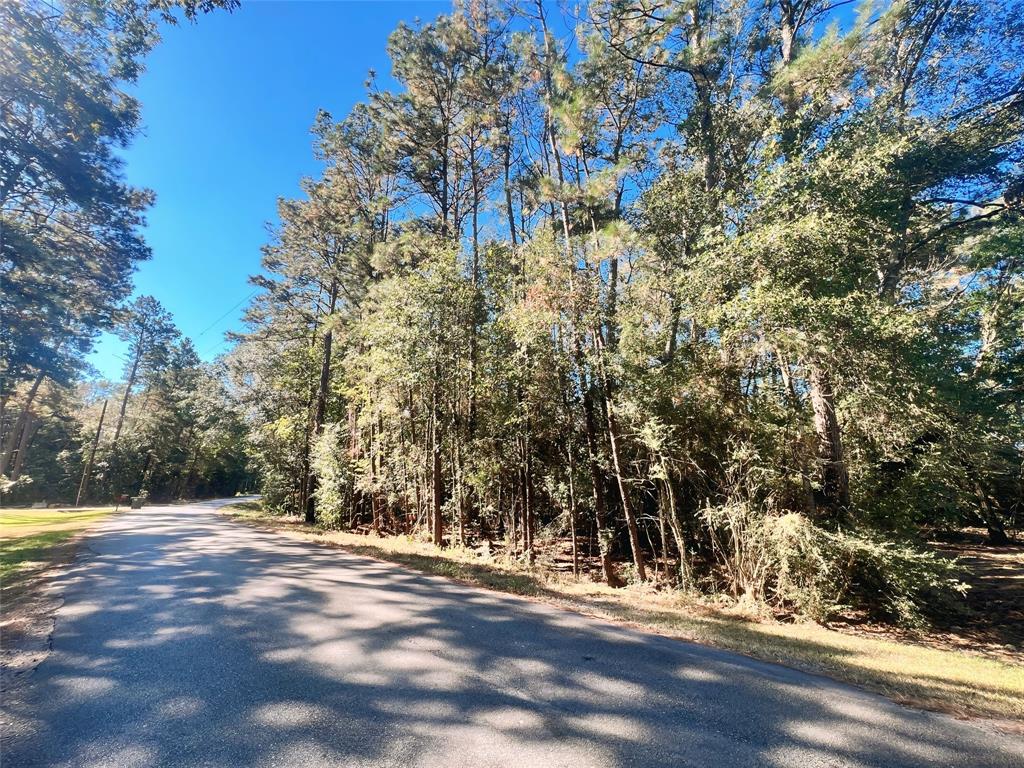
3;499;1021;767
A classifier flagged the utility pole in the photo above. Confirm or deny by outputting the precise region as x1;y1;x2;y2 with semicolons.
76;399;107;507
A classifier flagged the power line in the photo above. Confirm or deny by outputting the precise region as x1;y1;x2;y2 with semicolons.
201;336;233;358
195;289;258;339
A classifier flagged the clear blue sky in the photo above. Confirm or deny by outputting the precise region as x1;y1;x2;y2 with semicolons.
88;0;448;380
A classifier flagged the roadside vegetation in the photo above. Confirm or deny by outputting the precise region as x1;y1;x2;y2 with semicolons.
224;501;1023;722
224;0;1021;659
1;0;249;511
3;0;1022;726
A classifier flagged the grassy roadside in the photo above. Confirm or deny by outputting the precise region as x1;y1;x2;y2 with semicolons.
1;507;115;693
0;508;115;588
223;501;1023;724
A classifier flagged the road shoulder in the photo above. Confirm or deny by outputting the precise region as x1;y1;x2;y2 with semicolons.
220;503;1024;733
1;510;115;694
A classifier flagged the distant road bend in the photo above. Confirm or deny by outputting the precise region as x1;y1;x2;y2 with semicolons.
3;498;1021;767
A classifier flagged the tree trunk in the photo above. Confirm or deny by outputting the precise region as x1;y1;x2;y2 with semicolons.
0;370;46;477
76;400;107;506
112;337;144;444
567;450;579;578
431;383;444;547
576;342;619;587
604;400;647;582
523;433;534;561
975;480;1010;545
503;119;518;247
305;279;338;524
662;475;691;587
469;154;481;438
807;363;850;523
440;133;450;238
663;300;681;363
594;329;647;581
10;411;37;481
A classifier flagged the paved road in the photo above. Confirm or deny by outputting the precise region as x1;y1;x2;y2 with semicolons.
2;499;1021;767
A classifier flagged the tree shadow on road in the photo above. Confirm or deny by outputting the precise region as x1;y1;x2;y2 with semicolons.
3;504;1021;767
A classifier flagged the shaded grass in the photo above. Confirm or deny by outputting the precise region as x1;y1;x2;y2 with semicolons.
222;500;262;513
223;502;1024;723
0;530;79;583
0;507;114;587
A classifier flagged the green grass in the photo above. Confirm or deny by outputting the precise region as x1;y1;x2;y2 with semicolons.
223;502;1024;723
0;507;114;587
0;507;114;530
0;530;79;583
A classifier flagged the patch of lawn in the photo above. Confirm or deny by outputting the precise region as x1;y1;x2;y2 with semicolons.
0;507;114;538
0;530;79;583
222;502;1024;723
0;507;114;587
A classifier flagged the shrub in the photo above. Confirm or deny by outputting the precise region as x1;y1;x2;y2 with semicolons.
831;531;969;627
701;501;967;626
702;502;842;620
764;512;842;620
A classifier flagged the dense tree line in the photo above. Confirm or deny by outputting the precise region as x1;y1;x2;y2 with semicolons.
234;0;1023;625
3;0;1021;626
4;302;252;505
1;0;247;504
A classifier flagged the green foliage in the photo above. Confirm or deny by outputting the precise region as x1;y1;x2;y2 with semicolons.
702;498;969;626
310;423;351;528
833;531;969;628
224;0;1024;627
1;0;237;399
1;0;239;503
